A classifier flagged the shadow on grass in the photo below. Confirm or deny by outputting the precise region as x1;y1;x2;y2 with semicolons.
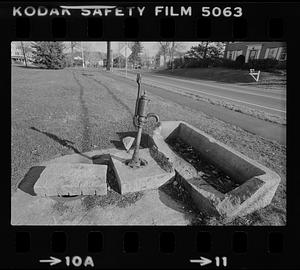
17;166;46;196
30;126;92;160
92;153;121;194
13;64;45;70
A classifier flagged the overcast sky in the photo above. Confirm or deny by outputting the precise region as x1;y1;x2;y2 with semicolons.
67;42;201;57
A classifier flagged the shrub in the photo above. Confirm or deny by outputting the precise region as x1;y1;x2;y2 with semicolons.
182;57;212;68
219;58;286;71
173;57;184;69
167;58;185;69
220;58;240;69
31;42;66;69
275;60;286;70
247;58;279;71
235;55;246;68
210;58;224;67
182;58;197;68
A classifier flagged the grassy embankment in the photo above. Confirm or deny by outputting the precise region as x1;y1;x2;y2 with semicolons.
152;67;286;125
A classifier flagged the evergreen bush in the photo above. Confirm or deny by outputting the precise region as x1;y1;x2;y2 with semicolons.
31;42;66;69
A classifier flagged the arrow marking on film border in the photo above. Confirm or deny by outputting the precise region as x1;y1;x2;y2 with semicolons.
39;256;62;266
190;256;212;266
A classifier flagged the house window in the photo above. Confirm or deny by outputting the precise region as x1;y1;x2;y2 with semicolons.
245;44;262;63
279;47;287;61
249;50;258;60
227;51;233;59
227;51;231;59
231;51;236;60
267;48;279;59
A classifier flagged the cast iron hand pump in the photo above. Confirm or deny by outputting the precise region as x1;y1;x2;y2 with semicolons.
125;73;160;168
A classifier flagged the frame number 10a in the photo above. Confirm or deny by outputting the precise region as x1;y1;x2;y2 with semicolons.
39;256;94;267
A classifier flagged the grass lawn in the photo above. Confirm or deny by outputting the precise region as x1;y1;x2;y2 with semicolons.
11;65;286;225
11;65;136;194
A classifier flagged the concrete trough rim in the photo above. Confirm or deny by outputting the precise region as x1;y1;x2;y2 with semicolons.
154;120;280;178
151;120;281;218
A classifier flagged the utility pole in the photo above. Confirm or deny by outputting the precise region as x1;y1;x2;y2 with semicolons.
20;41;27;67
106;41;111;71
125;42;128;77
118;42;121;69
111;49;113;71
171;41;175;72
70;42;74;67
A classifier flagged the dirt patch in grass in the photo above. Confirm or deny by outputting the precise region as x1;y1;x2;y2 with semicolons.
52;200;73;216
81;191;144;211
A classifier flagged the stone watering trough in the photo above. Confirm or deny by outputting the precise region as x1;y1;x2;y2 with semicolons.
151;121;281;219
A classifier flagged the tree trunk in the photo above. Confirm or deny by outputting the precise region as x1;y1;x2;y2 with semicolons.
20;42;27;67
203;41;209;59
171;42;175;72
70;42;74;67
106;41;111;71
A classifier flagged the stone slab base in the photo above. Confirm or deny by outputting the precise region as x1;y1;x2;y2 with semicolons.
111;149;175;194
34;163;107;196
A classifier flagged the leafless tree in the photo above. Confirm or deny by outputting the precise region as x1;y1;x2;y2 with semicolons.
158;42;171;67
20;42;27;67
15;42;32;66
158;42;185;69
169;42;185;71
70;42;80;66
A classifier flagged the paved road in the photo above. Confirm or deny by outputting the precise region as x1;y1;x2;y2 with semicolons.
103;70;286;145
114;69;286;117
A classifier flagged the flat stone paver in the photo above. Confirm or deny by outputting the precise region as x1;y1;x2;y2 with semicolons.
34;163;107;196
11;189;193;225
111;149;175;194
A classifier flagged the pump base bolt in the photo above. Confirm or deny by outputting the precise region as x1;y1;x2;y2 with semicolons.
125;158;148;169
